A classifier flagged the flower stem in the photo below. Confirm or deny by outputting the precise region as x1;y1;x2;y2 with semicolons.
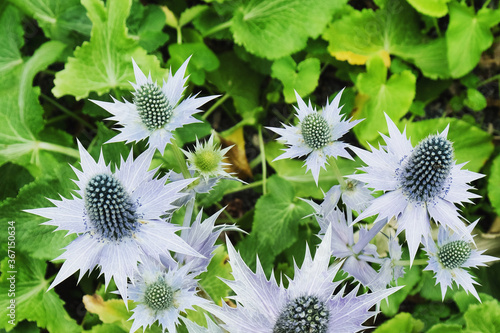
330;158;346;188
258;126;267;195
38;141;80;159
351;218;388;255
396;259;428;266
202;20;232;37
180;198;195;240
224;180;263;195
171;140;191;179
40;93;96;130
202;94;230;120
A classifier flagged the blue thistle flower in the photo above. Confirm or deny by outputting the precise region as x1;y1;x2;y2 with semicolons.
349;115;483;264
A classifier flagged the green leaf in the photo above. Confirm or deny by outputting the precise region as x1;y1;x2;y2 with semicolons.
271;57;321;103
83;294;133;332
353;55;416;147
7;0;91;43
198;246;232;305
427;324;463;333
373;312;424;333
463;300;500;333
127;2;169;52
167;43;219;86
453;290;495;313
406;0;451;17
207;52;264;123
53;0;166;100
0;255;80;332
446;3;500;78
413;303;451;329
252;175;313;257
0;163;34;201
323;1;451;79
402;117;494;172
0;39;71;171
464;88;487;111
488;154;500;218
179;5;209;27
231;0;346;59
0;5;23;73
196;178;242;207
0;173;77;261
265;141;360;199
89;122;131;164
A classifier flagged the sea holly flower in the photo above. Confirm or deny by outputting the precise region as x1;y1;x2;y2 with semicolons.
369;236;405;290
25;142;201;301
321;179;373;214
349;114;483;264
267;89;361;185
174;208;240;276
92;58;218;153
423;221;498;301
182;134;234;181
311;206;384;290
126;259;210;333
209;227;400;332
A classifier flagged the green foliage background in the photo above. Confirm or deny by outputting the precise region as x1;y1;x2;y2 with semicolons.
0;0;499;332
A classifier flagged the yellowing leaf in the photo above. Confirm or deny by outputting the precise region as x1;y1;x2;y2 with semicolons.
332;50;391;67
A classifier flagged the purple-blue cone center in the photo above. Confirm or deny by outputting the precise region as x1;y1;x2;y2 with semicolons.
438;240;471;269
84;173;138;241
273;295;329;333
134;83;173;130
301;113;331;150
400;135;453;202
144;279;173;311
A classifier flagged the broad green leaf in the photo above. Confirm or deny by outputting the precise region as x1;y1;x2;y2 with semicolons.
427;324;463;333
198;246;232;305
446;3;500;78
402;117;494;172
0;255;79;332
0;6;23;73
231;0;346;59
127;2;169;52
179;5;209;27
464;300;500;333
7;0;91;43
53;0;166;100
453;291;495;313
271;57;320;103
88;122;131;164
252;175;313;256
373;312;424;333
488;154;500;217
265;141;360;199
323;1;451;79
0;163;34;201
406;0;451;17
0;173;77;261
0;39;72;172
168;43;220;86
207;52;264;124
83;294;133;332
413;303;451;329
464;88;487;111
353;55;416;147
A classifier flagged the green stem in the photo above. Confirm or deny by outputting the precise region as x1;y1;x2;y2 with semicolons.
40;93;95;130
249;153;262;169
45;114;69;125
202;94;230;121
177;26;182;44
38;141;80;159
330;158;346;188
396;259;428;266
258;126;267;195
202;20;232;37
479;73;500;87
224;180;264;195
215;202;237;224
171;140;191;179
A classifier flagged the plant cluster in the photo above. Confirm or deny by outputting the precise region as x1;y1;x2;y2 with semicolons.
1;0;500;332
